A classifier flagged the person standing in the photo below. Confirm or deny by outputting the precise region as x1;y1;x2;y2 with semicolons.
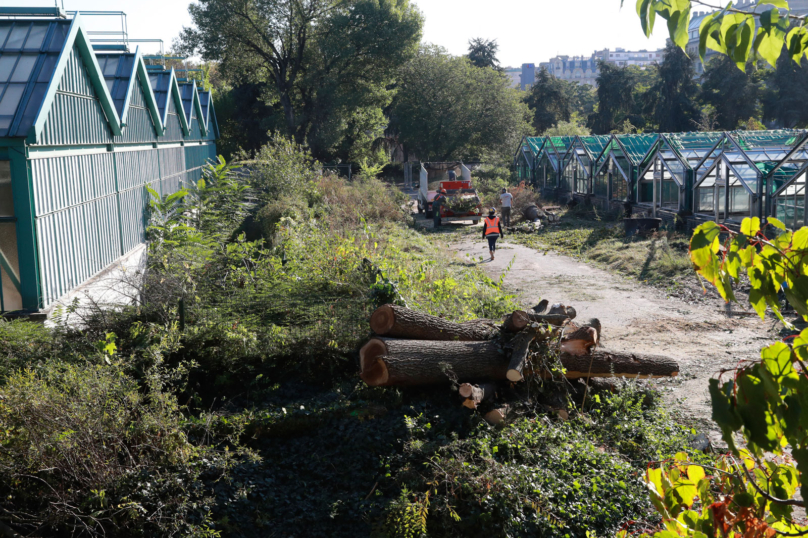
499;188;513;227
482;208;504;261
433;188;447;228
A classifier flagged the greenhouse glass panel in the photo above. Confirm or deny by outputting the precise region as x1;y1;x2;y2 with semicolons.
0;54;16;83
5;24;29;50
23;23;47;50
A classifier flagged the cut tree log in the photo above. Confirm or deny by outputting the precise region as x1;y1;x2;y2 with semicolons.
531;299;549;314
369;304;496;341
507;331;535;382
563;318;602;341
360;338;679;386
524;313;570;326
560;326;599;356
484;405;510;425
360;338;508;386
459;382;496;409
502;310;530;332
557;348;679;379
548;303;577;320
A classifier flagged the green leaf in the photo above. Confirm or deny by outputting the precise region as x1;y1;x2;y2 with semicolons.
637;0;655;36
709;378;742;453
741;216;761;236
734;491;755;507
787;26;808;64
690;221;722;268
793;227;808;250
769;216;787;230
758;0;789;8
700;11;726;61
755;8;787;67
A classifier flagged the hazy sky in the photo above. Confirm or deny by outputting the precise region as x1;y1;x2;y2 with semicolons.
5;0;671;65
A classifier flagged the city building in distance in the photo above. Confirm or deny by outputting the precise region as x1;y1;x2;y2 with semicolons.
537;48;664;87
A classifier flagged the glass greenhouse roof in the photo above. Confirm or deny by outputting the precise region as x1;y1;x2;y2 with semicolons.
0;19;70;137
148;70;172;118
199;90;211;125
95;52;135;117
180;82;194;118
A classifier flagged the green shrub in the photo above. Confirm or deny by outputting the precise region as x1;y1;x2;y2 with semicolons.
242;133;320;203
254;194;311;238
0;358;243;536
0;319;54;383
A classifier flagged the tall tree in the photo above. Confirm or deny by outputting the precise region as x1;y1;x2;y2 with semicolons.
176;0;422;161
763;50;808;128
392;46;532;162
524;67;572;134
644;42;699;132
700;56;761;130
590;62;642;134
467;38;501;70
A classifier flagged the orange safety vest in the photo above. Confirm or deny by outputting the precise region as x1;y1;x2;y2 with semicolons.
484;216;500;236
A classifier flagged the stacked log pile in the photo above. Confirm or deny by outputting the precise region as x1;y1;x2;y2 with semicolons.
360;304;679;424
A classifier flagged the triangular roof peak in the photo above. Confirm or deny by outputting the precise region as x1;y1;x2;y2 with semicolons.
30;14;123;142
149;67;189;136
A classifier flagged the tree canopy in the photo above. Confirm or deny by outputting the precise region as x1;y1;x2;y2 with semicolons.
467;38;501;70
643;41;700;132
176;0;423;162
699;56;761;130
392;46;531;162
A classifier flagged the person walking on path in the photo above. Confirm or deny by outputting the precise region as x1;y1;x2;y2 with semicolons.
433;188;447;228
482;208;504;261
500;188;513;227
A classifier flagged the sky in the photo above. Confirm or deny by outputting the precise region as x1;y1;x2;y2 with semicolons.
3;0;671;65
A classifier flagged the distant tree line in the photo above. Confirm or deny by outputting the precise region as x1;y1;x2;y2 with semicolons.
525;40;808;137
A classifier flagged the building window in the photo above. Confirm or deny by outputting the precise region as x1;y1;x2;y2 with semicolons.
0;161;21;312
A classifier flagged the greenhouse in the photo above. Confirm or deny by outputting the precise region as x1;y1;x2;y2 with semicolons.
0;8;219;314
514;129;808;227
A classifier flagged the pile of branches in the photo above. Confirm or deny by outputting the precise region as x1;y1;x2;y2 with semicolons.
360;303;679;424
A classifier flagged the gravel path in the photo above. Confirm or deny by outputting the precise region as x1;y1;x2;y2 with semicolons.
451;237;778;445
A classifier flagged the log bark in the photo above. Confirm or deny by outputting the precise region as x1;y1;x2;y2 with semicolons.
359;339;679;387
360;338;508;387
507;331;535;382
484;405;510;425
557;348;679;379
502;310;530;332
459;382;496;409
524;313;570;326
369;304;495;341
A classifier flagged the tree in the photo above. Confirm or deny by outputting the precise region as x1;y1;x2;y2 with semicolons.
176;0;422;162
467;38;501;71
543;113;591;136
699;56;760;131
392;46;532;162
763;50;808;128
590;62;644;134
524;67;573;134
644;42;699;132
570;83;597;119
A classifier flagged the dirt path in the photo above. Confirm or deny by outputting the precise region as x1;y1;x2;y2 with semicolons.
451;237;777;444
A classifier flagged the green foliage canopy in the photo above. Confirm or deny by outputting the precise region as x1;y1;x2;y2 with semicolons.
466;37;501;70
176;0;423;162
392;46;532;162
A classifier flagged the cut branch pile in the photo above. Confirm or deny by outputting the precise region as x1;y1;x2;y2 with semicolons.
360;304;679;424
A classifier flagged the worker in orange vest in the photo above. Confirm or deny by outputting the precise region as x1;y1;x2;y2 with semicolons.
482;208;504;261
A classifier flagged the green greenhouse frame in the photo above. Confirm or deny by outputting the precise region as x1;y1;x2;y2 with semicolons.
513;129;808;227
0;12;219;313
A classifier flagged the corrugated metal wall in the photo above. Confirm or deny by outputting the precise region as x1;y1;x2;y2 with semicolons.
114;77;158;144
162;95;184;142
39;46;113;146
23;46;217;309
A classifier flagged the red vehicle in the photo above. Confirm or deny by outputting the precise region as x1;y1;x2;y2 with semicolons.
418;179;482;224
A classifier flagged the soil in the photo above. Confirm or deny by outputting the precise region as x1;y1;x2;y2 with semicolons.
449;234;779;447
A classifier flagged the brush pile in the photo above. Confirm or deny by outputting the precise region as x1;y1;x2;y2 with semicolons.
360;303;679;424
